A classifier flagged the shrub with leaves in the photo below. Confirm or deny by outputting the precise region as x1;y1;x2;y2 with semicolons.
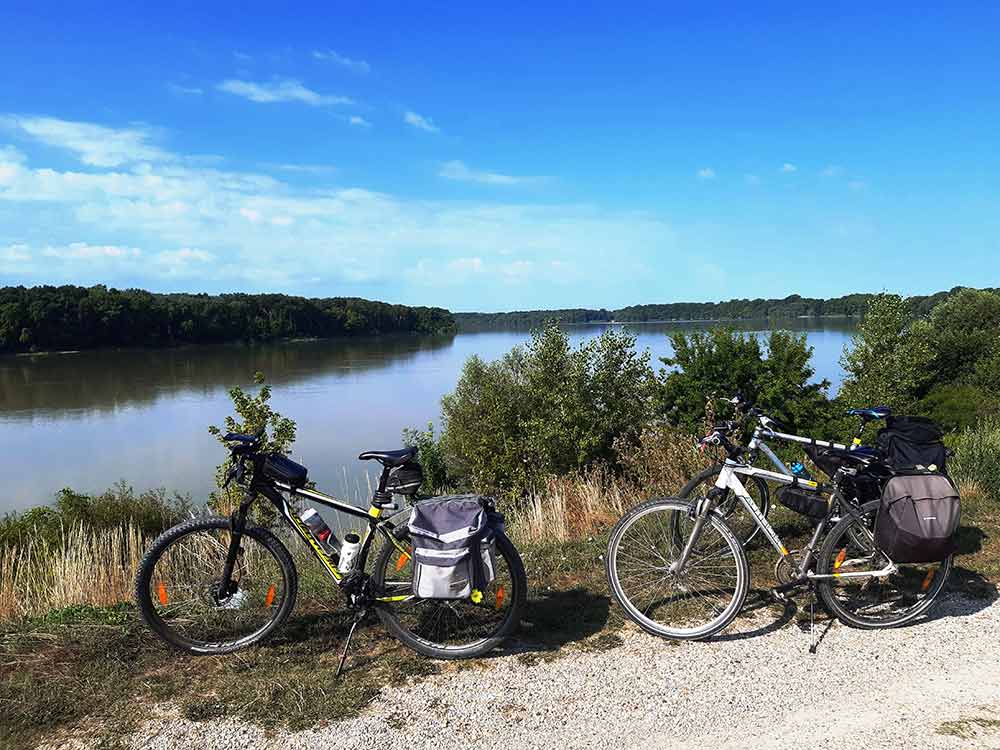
440;324;656;499
951;416;1000;501
208;372;298;521
658;327;831;434
401;422;450;494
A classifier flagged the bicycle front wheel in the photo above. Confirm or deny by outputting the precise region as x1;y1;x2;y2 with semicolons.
607;497;749;640
373;525;526;659
135;517;298;655
816;500;952;628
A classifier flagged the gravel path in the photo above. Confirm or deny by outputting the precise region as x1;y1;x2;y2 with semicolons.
130;593;1000;750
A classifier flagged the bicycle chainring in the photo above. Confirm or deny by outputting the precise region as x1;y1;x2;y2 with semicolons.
774;550;807;586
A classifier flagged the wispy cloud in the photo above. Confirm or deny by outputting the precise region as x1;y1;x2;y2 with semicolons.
820;164;843;177
312;49;371;74
217;79;353;107
439;160;545;186
848;180;867;191
348;115;371;128
697;167;716;180
41;242;142;260
780;162;798;173
403;110;439;133
745;174;761;185
260;162;337;176
168;83;204;96
2;115;173;167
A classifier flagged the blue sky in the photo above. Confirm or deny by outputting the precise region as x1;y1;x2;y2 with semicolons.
1;1;999;311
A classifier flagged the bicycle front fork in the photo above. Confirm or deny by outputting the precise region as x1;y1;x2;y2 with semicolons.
217;493;254;600
670;488;725;573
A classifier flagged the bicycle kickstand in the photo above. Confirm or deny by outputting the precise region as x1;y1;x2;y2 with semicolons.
808;600;817;655
336;608;366;679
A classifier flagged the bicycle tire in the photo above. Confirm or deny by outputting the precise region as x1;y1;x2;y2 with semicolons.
135;516;298;655
607;497;749;640
373;524;526;659
815;500;952;629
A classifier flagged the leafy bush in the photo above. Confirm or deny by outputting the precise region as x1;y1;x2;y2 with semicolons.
951;417;1000;500
401;422;451;494
658;328;831;434
440;324;656;497
0;483;190;550
917;383;1000;432
208;372;298;521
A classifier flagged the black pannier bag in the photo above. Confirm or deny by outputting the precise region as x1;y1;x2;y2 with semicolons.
387;460;424;496
876;416;948;472
407;495;501;600
874;472;960;563
777;487;829;520
263;453;308;487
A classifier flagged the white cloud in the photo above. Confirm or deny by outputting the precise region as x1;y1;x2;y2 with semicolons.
168;83;204;96
848;180;867;191
744;174;761;185
312;49;371;74
0;130;678;294
403;111;439;133
217;79;353;107
697;167;716;180
780;162;798;173
2;115;173;167
348;115;371;128
820;164;843;177
41;242;142;260
439;160;544;186
261;162;337;176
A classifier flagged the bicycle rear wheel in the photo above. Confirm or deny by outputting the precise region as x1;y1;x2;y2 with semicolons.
135;517;297;655
607;497;749;640
373;525;526;659
816;500;952;628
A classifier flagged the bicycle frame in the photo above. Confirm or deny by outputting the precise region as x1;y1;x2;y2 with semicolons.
221;461;413;605
708;461;896;581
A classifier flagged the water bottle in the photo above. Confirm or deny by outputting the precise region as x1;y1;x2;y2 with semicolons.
338;533;362;574
299;508;339;559
790;461;813;481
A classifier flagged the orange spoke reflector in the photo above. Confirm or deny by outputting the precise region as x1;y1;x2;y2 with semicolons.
834;548;847;570
922;569;935;592
157;582;168;606
265;584;277;608
495;585;506;610
395;551;411;572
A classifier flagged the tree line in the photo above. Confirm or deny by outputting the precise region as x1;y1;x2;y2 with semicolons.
453;287;996;330
0;285;456;353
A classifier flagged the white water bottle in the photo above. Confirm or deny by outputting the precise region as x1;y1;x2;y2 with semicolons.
338;533;362;574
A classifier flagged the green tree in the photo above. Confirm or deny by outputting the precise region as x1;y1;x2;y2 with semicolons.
838;293;934;413
658;328;830;434
927;288;1000;383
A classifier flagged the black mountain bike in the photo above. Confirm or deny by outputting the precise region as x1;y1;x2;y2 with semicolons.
135;429;526;669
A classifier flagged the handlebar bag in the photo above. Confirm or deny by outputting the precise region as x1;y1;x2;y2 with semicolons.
263;453;308;487
408;495;498;600
874;472;960;563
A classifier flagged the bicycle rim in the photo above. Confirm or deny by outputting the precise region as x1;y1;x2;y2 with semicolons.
818;501;952;628
142;523;292;653
609;499;748;640
375;530;521;653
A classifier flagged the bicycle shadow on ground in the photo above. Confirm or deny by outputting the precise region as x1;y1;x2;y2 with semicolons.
505;587;612;656
704;589;798;643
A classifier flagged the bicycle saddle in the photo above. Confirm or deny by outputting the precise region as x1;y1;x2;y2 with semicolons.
358;447;417;467
846;406;891;420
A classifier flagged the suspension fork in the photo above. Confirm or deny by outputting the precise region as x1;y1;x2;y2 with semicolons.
671;486;726;572
217;492;254;599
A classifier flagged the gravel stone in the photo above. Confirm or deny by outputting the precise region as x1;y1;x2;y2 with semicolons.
129;593;1000;750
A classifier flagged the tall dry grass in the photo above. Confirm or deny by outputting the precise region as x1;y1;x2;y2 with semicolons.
0;523;145;621
512;425;711;544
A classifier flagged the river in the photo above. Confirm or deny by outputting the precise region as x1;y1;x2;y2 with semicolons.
0;319;857;513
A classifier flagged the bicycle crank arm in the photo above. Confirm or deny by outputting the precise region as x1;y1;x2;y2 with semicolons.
807;564;896;580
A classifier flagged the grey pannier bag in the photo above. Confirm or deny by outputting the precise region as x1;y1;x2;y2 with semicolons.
408;495;499;600
874;472;961;563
